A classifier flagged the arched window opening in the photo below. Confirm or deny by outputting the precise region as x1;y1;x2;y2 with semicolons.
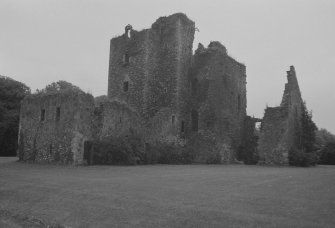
125;24;132;38
191;110;199;132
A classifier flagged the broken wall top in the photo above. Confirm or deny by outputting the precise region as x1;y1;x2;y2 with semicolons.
280;66;302;108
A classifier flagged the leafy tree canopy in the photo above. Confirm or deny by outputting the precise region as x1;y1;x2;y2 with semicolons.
316;128;335;148
34;80;83;95
289;102;318;166
0;75;30;156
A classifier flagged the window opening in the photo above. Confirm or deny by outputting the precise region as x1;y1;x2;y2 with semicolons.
181;121;185;133
124;53;130;65
40;109;45;121
125;24;132;38
172;115;175;124
56;107;60;121
123;81;129;92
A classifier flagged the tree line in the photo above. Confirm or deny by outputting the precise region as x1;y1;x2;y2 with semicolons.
1;77;335;166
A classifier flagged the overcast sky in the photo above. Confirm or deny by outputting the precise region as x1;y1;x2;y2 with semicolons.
1;0;334;133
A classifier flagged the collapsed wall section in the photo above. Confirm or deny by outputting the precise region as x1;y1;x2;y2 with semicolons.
258;66;303;165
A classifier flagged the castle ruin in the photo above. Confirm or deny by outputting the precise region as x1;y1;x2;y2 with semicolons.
18;13;305;165
258;66;304;165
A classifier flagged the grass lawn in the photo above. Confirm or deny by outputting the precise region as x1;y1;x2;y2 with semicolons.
0;157;335;228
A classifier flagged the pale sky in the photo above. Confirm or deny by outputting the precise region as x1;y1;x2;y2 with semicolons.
1;0;334;133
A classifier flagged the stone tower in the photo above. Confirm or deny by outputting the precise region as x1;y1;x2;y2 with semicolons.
107;13;195;119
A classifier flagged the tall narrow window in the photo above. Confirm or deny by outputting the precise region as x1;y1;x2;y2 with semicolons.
124;53;130;65
40;109;45;121
123;81;129;92
172;115;175;124
56;107;60;121
191;110;199;132
181;121;185;133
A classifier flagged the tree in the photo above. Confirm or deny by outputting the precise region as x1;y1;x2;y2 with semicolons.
319;142;335;165
315;128;335;149
315;129;335;164
0;76;30;156
35;80;83;94
289;102;318;166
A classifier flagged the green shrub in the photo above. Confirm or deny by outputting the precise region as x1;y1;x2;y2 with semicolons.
153;142;193;164
289;148;317;167
186;130;223;164
238;144;259;165
205;151;222;164
318;142;335;165
91;135;143;165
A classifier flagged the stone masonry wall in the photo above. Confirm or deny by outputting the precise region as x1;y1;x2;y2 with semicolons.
188;42;247;160
18;91;95;164
107;13;195;144
258;66;303;165
99;101;144;139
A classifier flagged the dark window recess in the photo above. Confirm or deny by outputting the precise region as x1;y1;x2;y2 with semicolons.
191;110;199;132
124;53;130;65
172;115;175;124
181;121;185;133
49;144;52;154
56;107;60;121
119;117;122;123
123;81;129;92
40;109;45;121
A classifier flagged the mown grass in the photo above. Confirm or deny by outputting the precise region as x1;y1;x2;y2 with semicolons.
0;157;335;228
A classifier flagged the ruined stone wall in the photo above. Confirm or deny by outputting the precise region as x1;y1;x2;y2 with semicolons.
258;107;289;165
107;13;195;143
99;101;144;139
258;66;303;165
18;92;95;164
188;42;247;160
